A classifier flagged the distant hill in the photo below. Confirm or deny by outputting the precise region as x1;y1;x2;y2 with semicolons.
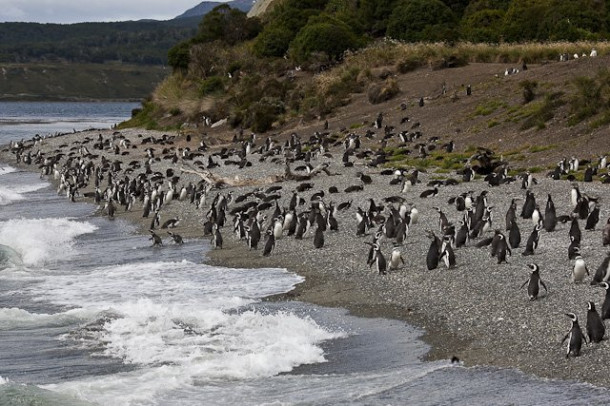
0;18;200;65
176;0;254;19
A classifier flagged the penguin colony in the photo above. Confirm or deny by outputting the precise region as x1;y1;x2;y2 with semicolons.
4;101;610;380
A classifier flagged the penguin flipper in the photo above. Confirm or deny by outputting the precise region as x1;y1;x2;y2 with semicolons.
520;279;529;289
540;280;548;293
561;332;570;345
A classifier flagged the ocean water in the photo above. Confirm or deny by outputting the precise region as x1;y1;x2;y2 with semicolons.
0;103;610;405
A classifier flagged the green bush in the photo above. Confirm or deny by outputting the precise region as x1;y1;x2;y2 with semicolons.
386;0;458;42
460;9;505;42
289;15;363;64
248;97;286;133
520;80;538;104
253;25;295;57
199;76;225;96
167;40;191;72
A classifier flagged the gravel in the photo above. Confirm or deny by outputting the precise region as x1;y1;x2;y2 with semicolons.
3;127;610;387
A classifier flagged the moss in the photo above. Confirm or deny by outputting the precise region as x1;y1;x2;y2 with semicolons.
471;99;508;117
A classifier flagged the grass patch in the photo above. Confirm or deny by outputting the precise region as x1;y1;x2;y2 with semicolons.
528;144;557;153
471;99;507;116
507;91;564;130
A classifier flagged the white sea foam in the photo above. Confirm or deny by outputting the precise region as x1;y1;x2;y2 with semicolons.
0;182;48;206
0;218;97;266
0;307;95;330
0;166;17;176
0;376;8;385
36;261;342;405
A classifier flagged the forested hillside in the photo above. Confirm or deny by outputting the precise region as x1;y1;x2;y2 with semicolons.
136;0;610;133
0;18;200;65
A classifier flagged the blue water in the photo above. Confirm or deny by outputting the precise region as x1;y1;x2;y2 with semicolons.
0;103;609;405
0;101;139;143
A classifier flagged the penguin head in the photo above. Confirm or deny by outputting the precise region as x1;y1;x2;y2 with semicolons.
587;301;597;311
527;263;539;273
600;282;610;291
565;312;578;322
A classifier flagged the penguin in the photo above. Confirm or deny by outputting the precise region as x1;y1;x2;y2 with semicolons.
570;183;581;209
571;254;589;283
600;282;610;320
508;219;521;249
505;198;518;231
585;204;600;230
569;217;582;245
262;229;275;256
522;224;542;256
543;194;557;232
389;246;405;270
520;263;548;300
273;216;284;239
426;231;441;270
567;236;580;260
562;313;585;358
211;224;223;249
370;244;387;275
149;230;162;247
531;204;542;226
592;252;610;286
520;190;535;219
604;218;610;246
313;226;324;249
495;234;511;264
586;301;605;343
440;237;456;269
161;217;180;229
455;220;469;248
167;231;184;245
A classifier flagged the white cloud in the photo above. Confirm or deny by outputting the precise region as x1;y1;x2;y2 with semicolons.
0;0;221;23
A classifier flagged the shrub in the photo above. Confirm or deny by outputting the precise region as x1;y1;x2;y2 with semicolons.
367;78;400;104
167;41;191;72
289;15;363;64
248;97;286;132
386;0;458;42
199;76;225;96
520;80;538;104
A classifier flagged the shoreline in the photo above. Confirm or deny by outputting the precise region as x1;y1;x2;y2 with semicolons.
2;127;610;389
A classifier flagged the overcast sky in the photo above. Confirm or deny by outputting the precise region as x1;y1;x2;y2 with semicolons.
0;0;225;24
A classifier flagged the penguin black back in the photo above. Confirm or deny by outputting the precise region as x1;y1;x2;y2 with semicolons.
586;301;605;343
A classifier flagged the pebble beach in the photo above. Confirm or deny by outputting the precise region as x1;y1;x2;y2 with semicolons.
3;125;610;389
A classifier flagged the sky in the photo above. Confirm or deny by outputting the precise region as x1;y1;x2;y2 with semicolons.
0;0;228;24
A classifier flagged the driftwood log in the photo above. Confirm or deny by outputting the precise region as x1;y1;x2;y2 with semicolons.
180;162;332;188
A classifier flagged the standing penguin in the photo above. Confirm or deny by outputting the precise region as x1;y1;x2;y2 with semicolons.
591;252;610;285
571;254;590;283
520;263;548;300
562;313;586;358
262;229;275;256
567;236;580;260
600;282;610;320
569;217;582;245
543;194;557;232
426;231;441;270
585;204;600;230
522;224;542;256
495;234;511;264
505;198;518;231
313;226;325;249
211;224;223;249
440;237;456;269
369;243;387;275
603;217;610;246
389;246;406;270
509;220;521;249
586;301;605;343
520;190;536;219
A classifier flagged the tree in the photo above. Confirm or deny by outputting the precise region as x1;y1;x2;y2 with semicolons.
461;9;505;42
501;0;549;42
289;15;362;64
196;4;261;45
168;40;191;72
386;0;458;42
